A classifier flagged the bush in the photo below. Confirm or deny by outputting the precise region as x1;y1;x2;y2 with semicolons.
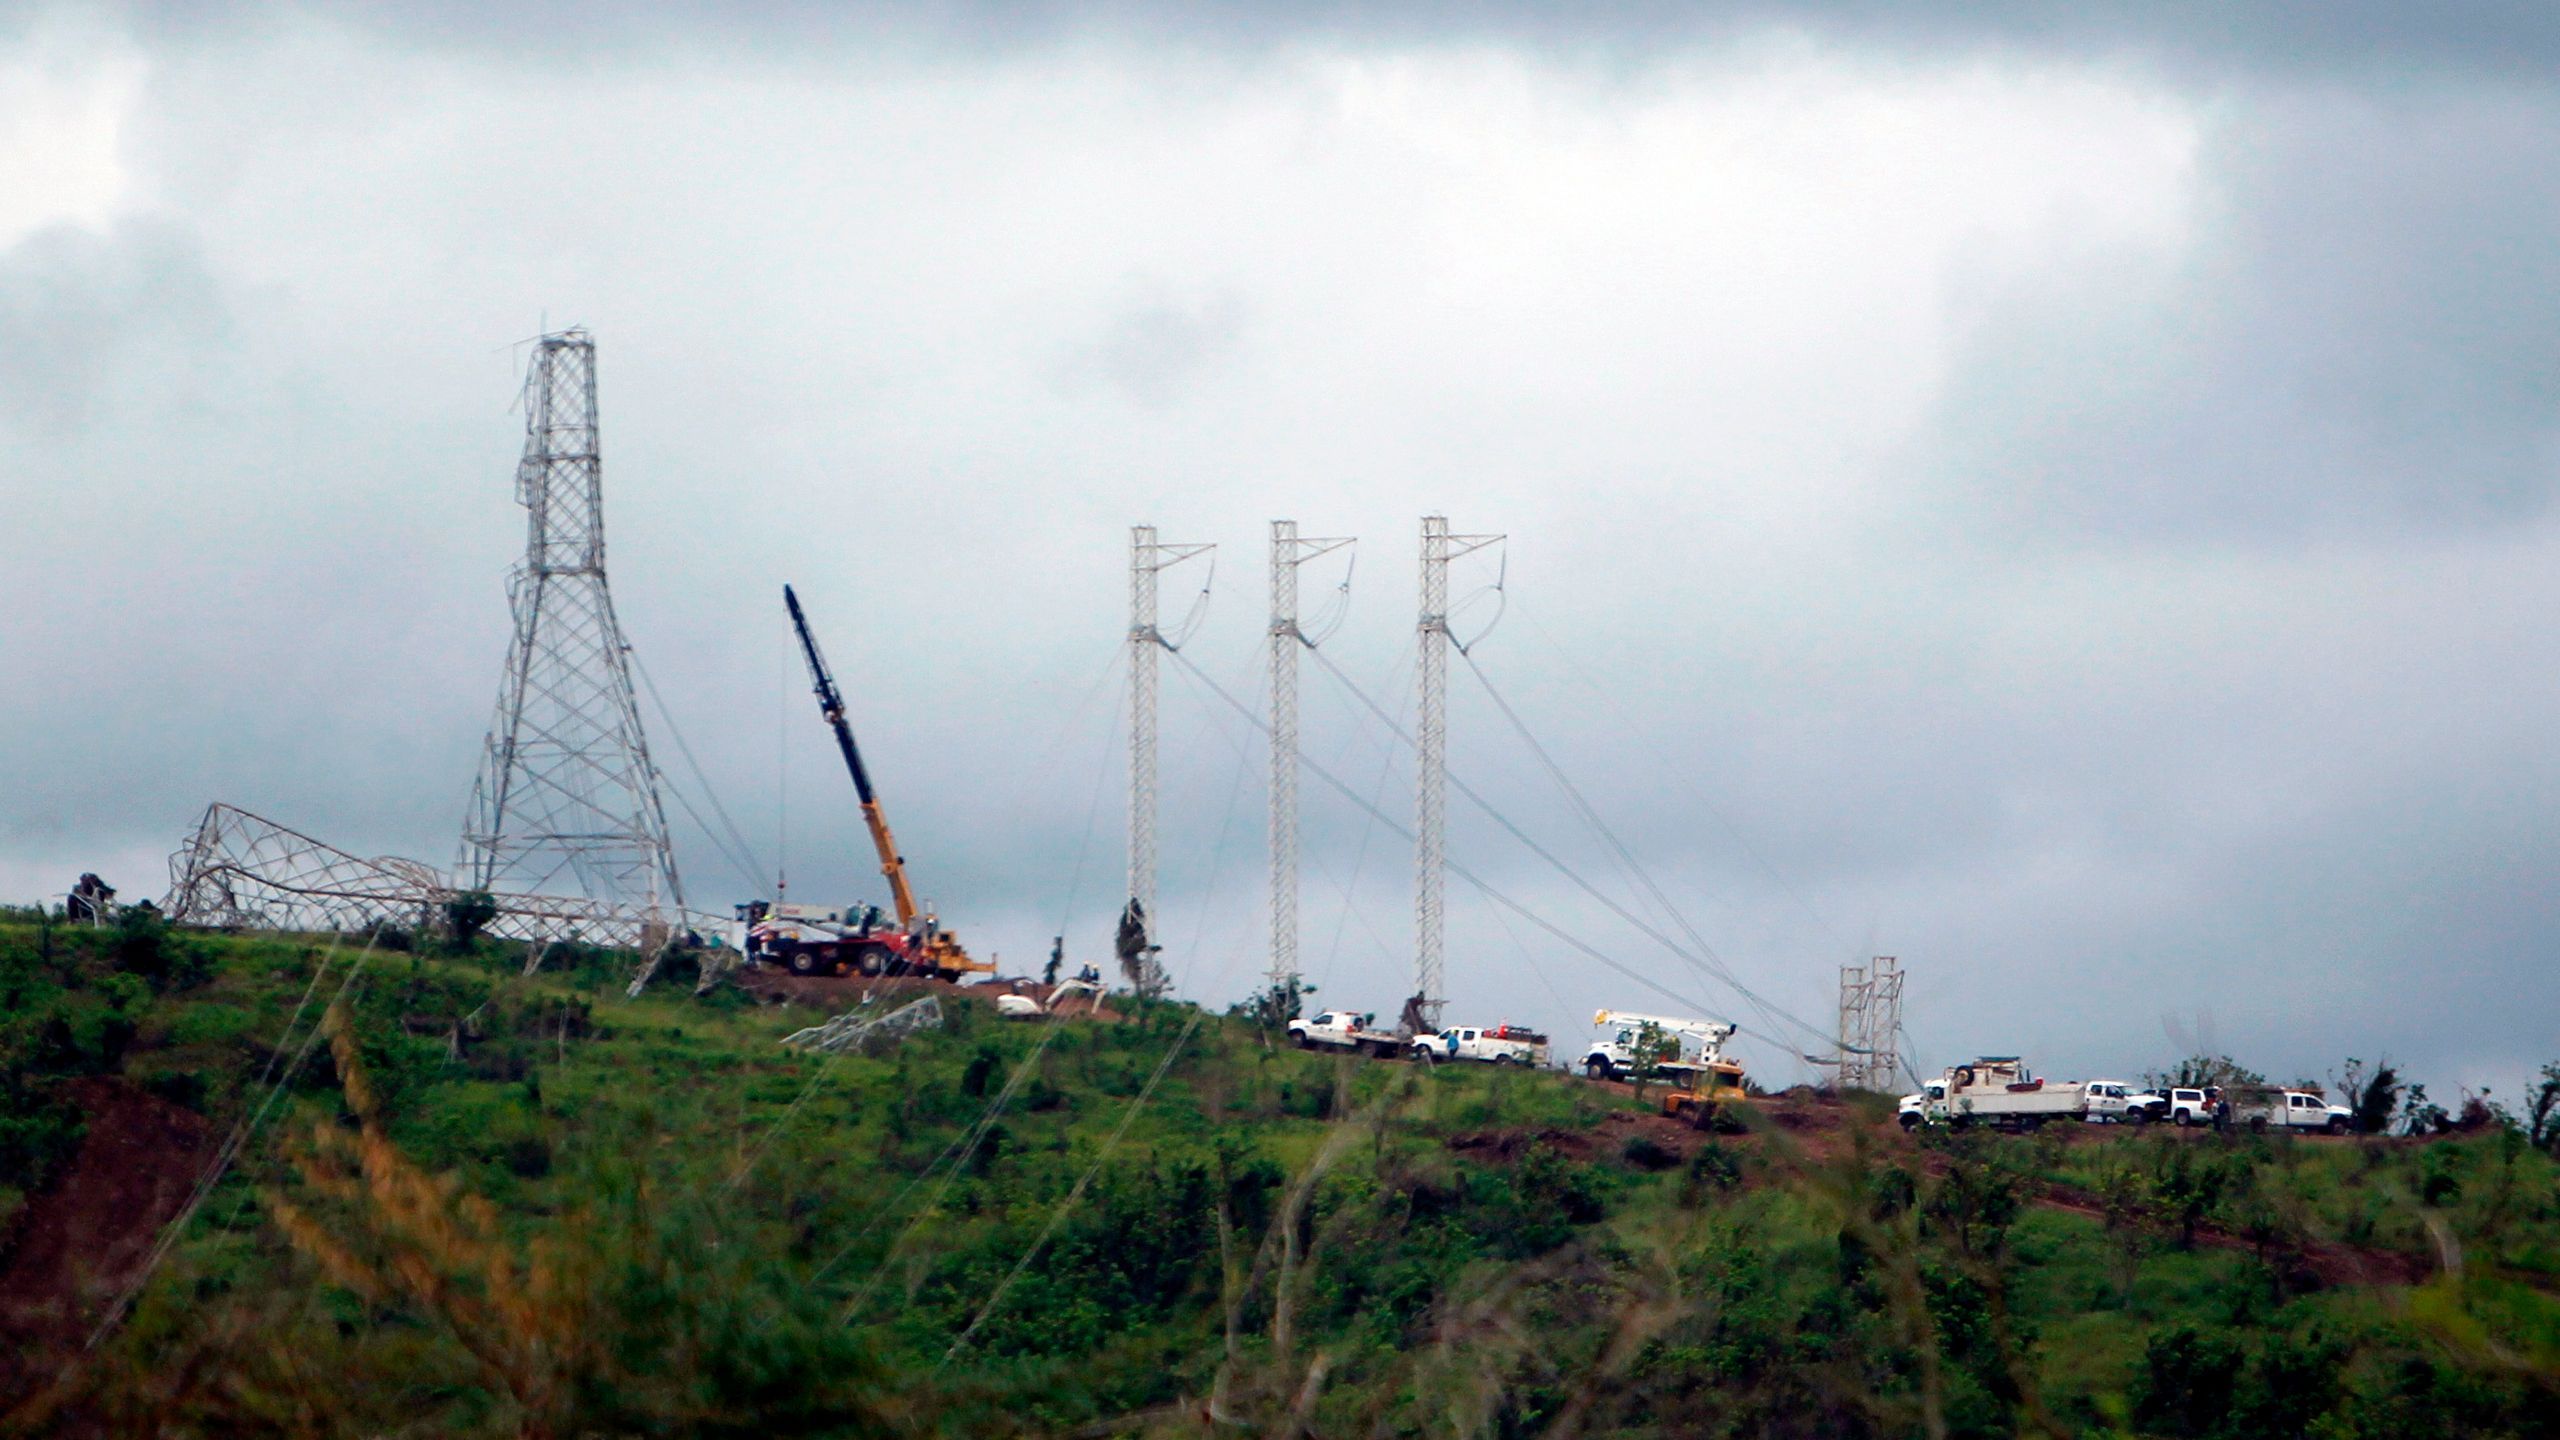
2134;1323;2244;1436
0;1074;85;1193
1620;1134;1679;1171
1681;1140;1744;1204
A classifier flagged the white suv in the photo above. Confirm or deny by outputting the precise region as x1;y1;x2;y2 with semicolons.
2164;1088;2217;1126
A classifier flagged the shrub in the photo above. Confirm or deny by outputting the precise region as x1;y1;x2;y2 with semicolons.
1620;1134;1679;1171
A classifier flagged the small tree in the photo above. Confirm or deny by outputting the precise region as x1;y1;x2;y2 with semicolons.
2335;1057;2401;1136
2526;1061;2560;1154
2400;1082;2448;1137
442;890;499;948
1626;1021;1682;1105
2149;1054;2266;1092
1240;975;1313;1031
2150;1143;2233;1251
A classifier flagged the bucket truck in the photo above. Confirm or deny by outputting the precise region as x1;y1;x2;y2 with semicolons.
1586;1010;1751;1127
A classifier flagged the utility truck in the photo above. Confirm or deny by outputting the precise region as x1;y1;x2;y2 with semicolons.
1898;1057;2089;1131
2223;1085;2353;1135
1411;1024;1550;1067
1287;1010;1404;1058
1588;1010;1751;1129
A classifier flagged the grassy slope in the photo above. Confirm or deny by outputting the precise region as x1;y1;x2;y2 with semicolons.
3;914;2557;1437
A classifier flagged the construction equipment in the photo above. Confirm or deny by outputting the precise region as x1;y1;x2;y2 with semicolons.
1588;1009;1750;1127
742;587;991;982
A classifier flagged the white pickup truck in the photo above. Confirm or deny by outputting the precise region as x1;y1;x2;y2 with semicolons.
1412;1024;1550;1067
1898;1057;2090;1131
2083;1080;2167;1124
1286;1010;1404;1058
2224;1086;2353;1135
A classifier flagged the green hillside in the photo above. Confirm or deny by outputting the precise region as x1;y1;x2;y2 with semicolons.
2;910;2556;1437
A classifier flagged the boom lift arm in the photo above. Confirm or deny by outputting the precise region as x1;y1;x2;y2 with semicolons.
1592;1010;1737;1063
784;584;920;929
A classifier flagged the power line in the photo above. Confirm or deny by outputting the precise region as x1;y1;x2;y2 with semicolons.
1299;644;1848;1055
632;650;771;899
1457;650;1838;1054
1165;648;1747;1029
936;662;1264;1361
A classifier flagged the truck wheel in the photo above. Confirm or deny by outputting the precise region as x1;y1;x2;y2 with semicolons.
2173;1111;2192;1127
2248;1116;2268;1134
1491;1053;1513;1066
2125;1110;2147;1126
851;943;892;976
2327;1117;2350;1136
1293;1032;1312;1050
1898;1112;1920;1131
2019;1116;2044;1133
787;950;819;977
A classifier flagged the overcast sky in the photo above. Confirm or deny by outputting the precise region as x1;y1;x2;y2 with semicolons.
5;3;2557;1099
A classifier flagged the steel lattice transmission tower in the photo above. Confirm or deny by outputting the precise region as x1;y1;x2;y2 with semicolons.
1836;955;1905;1091
1266;521;1353;996
1411;515;1502;1033
1123;524;1212;994
460;330;683;928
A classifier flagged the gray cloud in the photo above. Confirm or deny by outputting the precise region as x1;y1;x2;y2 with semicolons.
0;217;226;435
1922;88;2560;545
6;7;2559;1105
72;2;2560;81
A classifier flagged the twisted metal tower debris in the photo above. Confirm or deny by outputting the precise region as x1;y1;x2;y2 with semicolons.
459;330;682;929
1266;520;1353;997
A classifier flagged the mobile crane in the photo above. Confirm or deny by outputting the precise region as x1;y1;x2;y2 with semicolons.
737;587;992;982
1586;1010;1751;1128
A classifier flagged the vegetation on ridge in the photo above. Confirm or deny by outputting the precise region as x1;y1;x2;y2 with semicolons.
0;910;2556;1437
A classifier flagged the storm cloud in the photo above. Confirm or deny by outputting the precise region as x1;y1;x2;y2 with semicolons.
5;2;2557;1100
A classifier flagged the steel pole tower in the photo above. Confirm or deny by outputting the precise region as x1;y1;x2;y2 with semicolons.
1838;960;1871;1090
460;330;682;931
1266;521;1353;996
1126;524;1212;992
1836;956;1905;1090
1412;515;1502;1032
1869;955;1905;1089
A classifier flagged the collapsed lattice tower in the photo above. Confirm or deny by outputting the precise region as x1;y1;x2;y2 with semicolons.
459;330;682;922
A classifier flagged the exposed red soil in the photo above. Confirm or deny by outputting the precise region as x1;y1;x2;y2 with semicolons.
0;1077;216;1401
1447;1126;1603;1162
